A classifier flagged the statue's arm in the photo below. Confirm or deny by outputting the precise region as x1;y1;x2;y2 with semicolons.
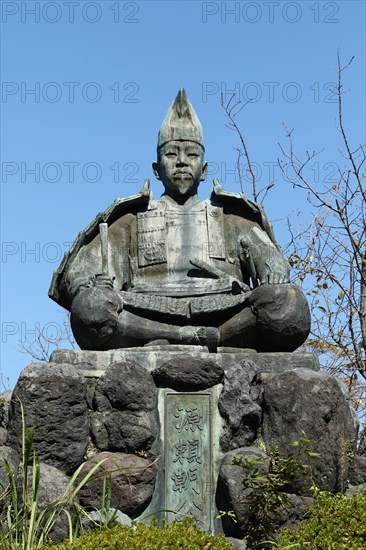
65;235;124;348
64;243;102;302
239;225;290;287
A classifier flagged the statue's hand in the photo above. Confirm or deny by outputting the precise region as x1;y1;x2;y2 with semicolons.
240;236;290;287
260;266;289;285
246;245;290;286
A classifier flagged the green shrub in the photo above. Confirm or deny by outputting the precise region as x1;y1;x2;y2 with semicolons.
227;436;320;548
39;517;233;550
276;490;366;549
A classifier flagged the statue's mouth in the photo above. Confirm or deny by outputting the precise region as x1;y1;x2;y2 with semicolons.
174;171;192;177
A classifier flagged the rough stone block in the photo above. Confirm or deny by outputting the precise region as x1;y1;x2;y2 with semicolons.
93;360;156;412
262;368;358;494
217;447;270;538
218;360;262;452
78;451;157;518
349;455;366;485
92;361;157;453
0;390;13;429
91;410;156;453
0;428;8;446
7;363;89;475
152;353;224;390
21;462;76;543
0;445;19;497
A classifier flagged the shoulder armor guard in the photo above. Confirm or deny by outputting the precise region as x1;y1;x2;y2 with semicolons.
210;178;280;250
49;180;152;307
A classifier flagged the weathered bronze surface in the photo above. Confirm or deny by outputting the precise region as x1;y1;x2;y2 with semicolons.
49;89;310;351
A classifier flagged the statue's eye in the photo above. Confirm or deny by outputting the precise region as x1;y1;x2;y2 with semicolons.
165;152;176;157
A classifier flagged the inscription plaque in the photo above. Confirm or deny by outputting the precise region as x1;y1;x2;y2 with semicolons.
164;392;212;530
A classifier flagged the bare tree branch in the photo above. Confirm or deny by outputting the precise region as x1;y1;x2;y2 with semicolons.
221;93;258;200
279;53;366;417
18;312;76;362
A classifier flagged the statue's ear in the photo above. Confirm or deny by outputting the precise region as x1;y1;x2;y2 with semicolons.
152;162;160;180
200;161;208;181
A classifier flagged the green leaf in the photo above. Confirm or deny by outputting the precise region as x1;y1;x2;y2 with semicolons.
305;451;321;459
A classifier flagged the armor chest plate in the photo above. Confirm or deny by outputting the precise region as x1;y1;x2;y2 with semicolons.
137;201;226;270
165;208;208;278
137;209;167;267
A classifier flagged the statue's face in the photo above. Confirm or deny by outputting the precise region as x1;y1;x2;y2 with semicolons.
153;141;207;199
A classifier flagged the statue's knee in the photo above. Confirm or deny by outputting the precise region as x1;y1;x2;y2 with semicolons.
70;287;122;350
248;284;311;351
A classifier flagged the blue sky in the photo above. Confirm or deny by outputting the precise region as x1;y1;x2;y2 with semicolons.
1;0;365;389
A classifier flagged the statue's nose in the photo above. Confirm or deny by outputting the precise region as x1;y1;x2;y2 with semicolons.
177;154;188;165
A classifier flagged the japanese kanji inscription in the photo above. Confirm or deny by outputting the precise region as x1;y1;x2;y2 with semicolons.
164;392;212;529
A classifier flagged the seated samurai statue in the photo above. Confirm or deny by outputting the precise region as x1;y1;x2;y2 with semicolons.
49;89;310;352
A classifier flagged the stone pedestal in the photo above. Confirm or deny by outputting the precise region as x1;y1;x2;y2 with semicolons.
3;348;359;539
48;348;320;532
49;347;320;378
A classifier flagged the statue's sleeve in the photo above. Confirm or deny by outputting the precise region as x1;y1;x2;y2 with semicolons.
63;238;101;302
60;215;133;307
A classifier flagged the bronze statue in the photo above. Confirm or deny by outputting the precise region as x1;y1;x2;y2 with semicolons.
49;89;310;352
